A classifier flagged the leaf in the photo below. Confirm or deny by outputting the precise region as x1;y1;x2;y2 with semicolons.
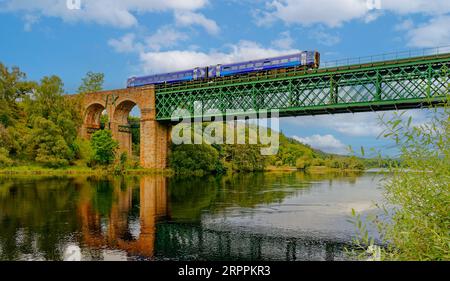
392;119;401;129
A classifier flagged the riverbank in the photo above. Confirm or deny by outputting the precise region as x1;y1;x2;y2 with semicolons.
0;165;173;176
265;165;365;173
0;164;365;176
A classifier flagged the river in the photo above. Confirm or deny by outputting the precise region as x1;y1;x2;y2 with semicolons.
0;171;385;261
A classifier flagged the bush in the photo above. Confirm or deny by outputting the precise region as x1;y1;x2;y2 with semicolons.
113;152;128;175
169;144;221;175
351;107;450;261
72;137;94;163
0;148;13;167
295;157;312;170
90;130;119;166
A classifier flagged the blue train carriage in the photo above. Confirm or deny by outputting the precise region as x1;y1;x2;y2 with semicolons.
127;67;208;87
127;51;320;87
207;51;320;78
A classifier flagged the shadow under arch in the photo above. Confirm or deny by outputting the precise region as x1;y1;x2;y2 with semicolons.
84;103;106;137
112;100;141;156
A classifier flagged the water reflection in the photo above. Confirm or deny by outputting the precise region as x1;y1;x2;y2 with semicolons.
0;171;381;261
78;177;167;260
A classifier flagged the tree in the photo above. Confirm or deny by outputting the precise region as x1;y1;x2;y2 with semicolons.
90;130;119;165
169;144;221;174
28;117;72;167
23;75;82;164
0;63;36;127
77;71;104;94
296;156;312;170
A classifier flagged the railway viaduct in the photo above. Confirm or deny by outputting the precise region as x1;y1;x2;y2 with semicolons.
76;52;450;169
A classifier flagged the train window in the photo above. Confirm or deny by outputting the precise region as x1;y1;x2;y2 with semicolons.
231;66;237;70
224;66;231;70
272;60;280;65
281;59;289;63
255;62;263;67
263;61;271;66
247;64;253;68
290;57;299;62
239;65;246;70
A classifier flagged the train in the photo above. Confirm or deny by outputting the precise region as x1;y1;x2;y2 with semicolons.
126;51;320;88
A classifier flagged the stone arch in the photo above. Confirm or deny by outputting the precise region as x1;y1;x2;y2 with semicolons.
83;102;106;138
111;99;141;157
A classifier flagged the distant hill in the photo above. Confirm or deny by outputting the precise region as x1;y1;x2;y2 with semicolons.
166;123;370;175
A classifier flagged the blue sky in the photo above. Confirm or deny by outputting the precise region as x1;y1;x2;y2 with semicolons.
0;0;449;156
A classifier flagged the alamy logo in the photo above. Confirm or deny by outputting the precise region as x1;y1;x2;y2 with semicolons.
366;0;381;10
66;0;81;10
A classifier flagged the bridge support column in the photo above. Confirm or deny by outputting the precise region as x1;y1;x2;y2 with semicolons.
140;108;170;169
110;121;133;157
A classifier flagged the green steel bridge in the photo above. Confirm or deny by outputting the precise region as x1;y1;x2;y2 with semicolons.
154;51;450;121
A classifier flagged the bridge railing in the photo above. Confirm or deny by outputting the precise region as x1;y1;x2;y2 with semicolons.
320;45;450;69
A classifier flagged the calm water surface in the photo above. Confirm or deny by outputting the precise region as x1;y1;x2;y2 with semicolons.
0;172;385;261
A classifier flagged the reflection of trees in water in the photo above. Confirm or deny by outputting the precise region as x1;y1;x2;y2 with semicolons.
0;172;363;261
0;176;167;260
168;171;362;222
0;177;80;260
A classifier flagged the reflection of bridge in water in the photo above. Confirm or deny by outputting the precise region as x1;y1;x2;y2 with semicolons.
77;175;353;261
78;176;168;259
155;223;351;261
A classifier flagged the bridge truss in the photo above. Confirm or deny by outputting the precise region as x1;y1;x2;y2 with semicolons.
155;53;450;121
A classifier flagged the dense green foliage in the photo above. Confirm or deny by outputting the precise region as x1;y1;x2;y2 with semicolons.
351;104;450;261
169;123;366;174
0;63;106;168
90;130;118;165
128;116;140;156
170;144;222;175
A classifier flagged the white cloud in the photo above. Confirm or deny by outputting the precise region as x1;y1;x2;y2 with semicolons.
0;0;209;28
309;29;341;46
271;31;294;49
108;26;190;54
108;33;141;53
381;0;450;15
145;26;189;51
256;0;370;27
293;134;348;154
394;19;414;31
283;109;431;138
256;0;450;27
174;10;220;35
137;40;300;74
23;14;40;32
405;16;450;47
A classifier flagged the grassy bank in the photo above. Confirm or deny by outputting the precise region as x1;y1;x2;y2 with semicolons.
0;165;172;176
0;164;365;177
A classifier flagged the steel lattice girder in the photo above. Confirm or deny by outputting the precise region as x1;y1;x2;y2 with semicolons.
155;54;450;121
